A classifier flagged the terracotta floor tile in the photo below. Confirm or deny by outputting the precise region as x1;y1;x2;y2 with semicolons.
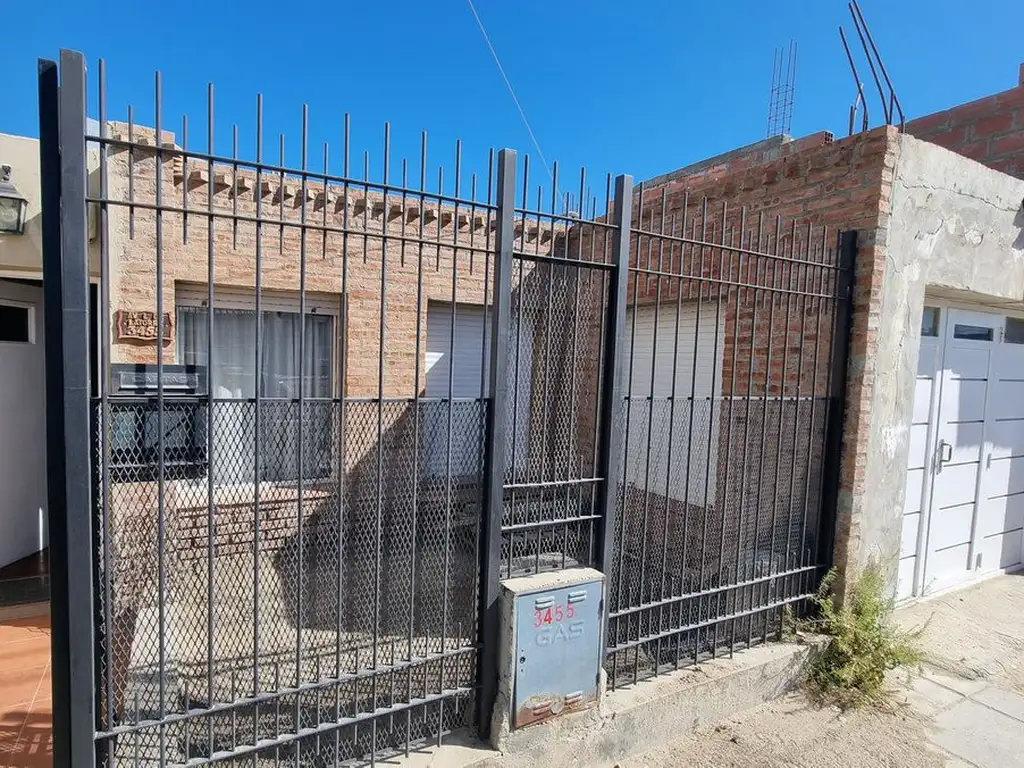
0;637;50;669
0;663;48;710
0;617;49;644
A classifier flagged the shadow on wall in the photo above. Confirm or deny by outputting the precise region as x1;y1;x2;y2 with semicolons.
1015;206;1024;252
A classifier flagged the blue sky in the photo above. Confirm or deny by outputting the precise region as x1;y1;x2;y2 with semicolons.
2;0;1022;199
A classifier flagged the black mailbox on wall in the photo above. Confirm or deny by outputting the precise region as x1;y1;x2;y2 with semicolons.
107;363;208;482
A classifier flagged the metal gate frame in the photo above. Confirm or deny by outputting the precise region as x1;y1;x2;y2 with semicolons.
40;48;853;766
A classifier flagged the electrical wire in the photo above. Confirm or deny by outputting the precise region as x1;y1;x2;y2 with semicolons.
465;0;554;184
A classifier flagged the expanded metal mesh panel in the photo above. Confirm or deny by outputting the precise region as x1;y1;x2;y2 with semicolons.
606;201;845;688
501;247;610;578
94;396;481;764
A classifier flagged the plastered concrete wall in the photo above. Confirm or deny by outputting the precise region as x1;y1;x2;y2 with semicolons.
0;133;44;276
861;134;1024;580
0;132;101;279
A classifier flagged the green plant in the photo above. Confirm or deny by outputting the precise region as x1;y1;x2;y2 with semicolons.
802;563;923;709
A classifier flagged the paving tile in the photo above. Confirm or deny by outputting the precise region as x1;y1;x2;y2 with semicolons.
0;663;49;709
971;686;1024;723
902;675;963;716
932;698;1024;767
921;666;990;697
0;636;51;668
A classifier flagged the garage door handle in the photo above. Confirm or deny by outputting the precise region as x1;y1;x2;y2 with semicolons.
936;440;952;473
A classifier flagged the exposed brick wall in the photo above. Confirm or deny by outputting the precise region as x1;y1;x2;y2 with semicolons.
604;127;897;601
905;66;1024;179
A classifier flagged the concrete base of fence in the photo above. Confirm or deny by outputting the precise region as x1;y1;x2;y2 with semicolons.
398;638;824;768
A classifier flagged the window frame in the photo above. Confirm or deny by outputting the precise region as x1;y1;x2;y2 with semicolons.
174;282;345;397
0;299;36;345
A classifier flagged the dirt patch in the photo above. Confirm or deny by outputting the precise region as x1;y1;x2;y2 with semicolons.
615;690;944;768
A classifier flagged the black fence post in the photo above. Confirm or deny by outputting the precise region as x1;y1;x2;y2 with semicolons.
476;147;516;739
40;49;96;768
817;229;857;570
595;174;632;644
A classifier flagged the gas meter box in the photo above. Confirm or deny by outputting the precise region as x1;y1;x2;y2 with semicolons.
500;567;605;730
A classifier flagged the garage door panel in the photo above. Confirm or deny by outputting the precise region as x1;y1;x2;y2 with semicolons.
941;422;984;465
896;556;917;601
900;512;920;557
904;468;925;514
985;455;1024;498
976;493;1024;538
912;378;935;424
907;424;930;471
994;344;1024;379
940;379;987;423
932;462;981;509
927;502;975;551
923;543;971;595
988;420;1024;459
991;380;1024;420
943;346;991;379
975;530;1023;573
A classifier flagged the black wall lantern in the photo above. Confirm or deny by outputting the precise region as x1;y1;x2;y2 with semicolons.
0;165;29;235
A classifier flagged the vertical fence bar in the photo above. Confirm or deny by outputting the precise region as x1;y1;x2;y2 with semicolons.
40;49;96;768
477;147;516;739
817;230;857;568
595;174;633;643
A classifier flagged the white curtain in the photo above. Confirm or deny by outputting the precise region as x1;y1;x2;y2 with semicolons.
177;306;334;484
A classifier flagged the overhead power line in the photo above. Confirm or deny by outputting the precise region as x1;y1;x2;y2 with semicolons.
465;0;554;184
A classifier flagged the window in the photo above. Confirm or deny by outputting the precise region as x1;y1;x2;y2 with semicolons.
953;324;994;342
1005;318;1024;345
0;304;30;343
177;302;336;484
920;307;940;338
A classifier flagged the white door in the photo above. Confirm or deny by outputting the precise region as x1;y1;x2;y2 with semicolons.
897;308;943;600
976;316;1024;574
0;280;48;569
922;309;1001;594
622;300;724;506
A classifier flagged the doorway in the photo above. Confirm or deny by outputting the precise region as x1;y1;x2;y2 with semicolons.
899;305;1024;599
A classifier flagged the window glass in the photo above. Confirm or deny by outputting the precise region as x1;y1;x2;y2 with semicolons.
1005;318;1024;345
920;307;940;337
177;305;335;483
953;323;994;341
0;304;30;342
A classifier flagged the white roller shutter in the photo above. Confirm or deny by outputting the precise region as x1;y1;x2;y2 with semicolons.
424;302;532;477
622;301;723;506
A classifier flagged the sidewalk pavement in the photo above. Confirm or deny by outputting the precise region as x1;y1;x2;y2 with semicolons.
620;573;1024;768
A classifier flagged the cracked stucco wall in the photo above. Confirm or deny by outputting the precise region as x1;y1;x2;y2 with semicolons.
860;134;1024;589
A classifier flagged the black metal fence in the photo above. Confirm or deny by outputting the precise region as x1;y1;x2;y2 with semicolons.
39;49;852;767
605;193;854;686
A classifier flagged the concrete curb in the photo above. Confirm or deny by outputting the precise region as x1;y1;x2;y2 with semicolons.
397;639;821;768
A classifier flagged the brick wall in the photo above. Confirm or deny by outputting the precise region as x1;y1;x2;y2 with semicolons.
605;127;898;605
905;64;1024;179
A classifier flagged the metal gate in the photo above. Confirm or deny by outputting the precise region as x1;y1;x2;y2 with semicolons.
40;49;852;767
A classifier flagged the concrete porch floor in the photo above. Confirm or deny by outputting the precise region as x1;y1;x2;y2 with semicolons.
0;605;52;768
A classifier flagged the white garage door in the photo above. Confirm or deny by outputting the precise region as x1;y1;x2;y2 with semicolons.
622;300;724;506
901;306;1024;599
